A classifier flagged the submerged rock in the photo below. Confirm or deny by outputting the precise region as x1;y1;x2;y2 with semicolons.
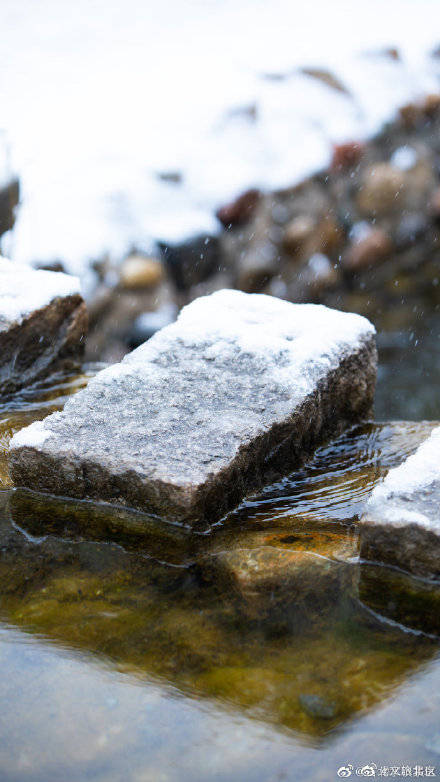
298;693;338;719
9;290;376;527
198;540;357;628
360;426;440;580
0;258;87;397
359;562;440;636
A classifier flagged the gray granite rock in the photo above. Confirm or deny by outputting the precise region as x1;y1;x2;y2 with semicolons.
360;426;440;579
9;290;376;527
0;259;87;396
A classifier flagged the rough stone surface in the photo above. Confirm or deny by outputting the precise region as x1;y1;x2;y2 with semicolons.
360;426;440;580
10;290;376;527
0;260;87;397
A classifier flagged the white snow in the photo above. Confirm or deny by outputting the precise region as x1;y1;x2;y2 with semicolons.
0;0;439;279
124;289;375;399
369;426;440;503
0;257;81;324
365;426;440;530
9;419;52;449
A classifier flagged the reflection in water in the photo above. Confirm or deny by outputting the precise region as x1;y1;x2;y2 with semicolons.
0;374;440;780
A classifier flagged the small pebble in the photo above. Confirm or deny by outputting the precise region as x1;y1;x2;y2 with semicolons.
298;693;338;719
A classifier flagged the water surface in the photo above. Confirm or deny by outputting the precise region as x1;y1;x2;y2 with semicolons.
1;374;440;780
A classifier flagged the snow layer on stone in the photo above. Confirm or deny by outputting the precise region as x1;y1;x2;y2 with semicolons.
370;426;440;501
10;419;53;449
0;257;80;324
122;290;375;397
366;426;440;529
1;0;439;278
10;291;374;468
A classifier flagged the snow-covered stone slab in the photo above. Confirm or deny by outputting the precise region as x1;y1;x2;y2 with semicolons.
0;258;87;396
360;426;440;580
9;290;376;527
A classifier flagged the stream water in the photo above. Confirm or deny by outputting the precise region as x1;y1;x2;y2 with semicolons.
1;366;440;781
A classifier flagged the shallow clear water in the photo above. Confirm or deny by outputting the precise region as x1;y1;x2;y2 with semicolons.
1;374;440;780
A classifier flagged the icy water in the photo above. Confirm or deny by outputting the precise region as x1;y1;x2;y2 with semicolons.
1;375;440;781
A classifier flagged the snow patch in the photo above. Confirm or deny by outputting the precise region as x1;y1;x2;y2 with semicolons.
122;289;375;400
10;419;51;449
0;257;81;324
369;426;440;503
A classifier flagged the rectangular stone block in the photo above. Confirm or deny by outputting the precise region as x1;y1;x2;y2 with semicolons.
0;258;87;396
9;290;376;527
360;426;440;580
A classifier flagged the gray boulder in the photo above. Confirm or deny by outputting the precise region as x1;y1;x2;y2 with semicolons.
0;258;87;396
9;289;376;527
360;426;440;579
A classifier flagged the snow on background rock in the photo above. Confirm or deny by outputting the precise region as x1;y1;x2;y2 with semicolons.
1;0;439;281
0;257;80;324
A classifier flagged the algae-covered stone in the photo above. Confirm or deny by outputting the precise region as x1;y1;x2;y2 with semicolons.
10;290;376;527
360;426;440;579
0;258;87;396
